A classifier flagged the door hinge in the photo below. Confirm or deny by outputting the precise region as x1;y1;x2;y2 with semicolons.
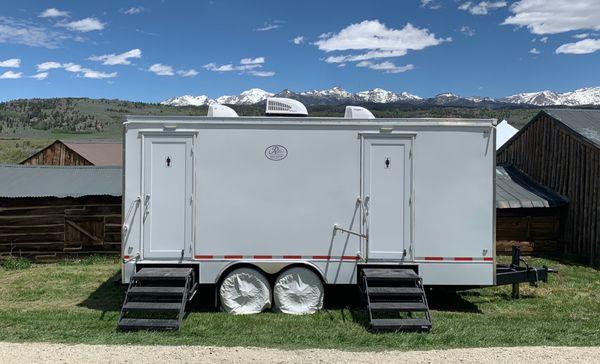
409;149;413;159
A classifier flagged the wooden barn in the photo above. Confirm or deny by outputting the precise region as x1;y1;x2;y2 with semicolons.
495;165;567;254
498;109;600;266
20;140;122;166
0;165;122;260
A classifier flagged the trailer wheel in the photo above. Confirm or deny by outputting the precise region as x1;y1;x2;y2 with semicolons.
219;267;272;314
273;267;324;315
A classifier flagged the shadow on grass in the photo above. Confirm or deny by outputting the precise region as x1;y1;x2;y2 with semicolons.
77;271;124;316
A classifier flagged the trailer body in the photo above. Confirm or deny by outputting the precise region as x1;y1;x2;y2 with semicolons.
122;116;496;287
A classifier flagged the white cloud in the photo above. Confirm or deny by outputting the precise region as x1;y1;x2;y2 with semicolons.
421;0;441;9
148;63;174;76
315;20;449;65
574;33;589;39
248;70;275;77
0;58;20;67
459;1;507;15
80;70;117;79
0;70;22;79
460;26;476;36
529;47;540;54
89;49;142;65
177;69;198;77
540;36;548;43
292;36;304;44
240;57;265;65
35;61;116;79
30;72;48;80
57;18;105;32
503;0;600;35
122;7;144;15
555;38;600;54
356;61;414;74
36;61;62;71
255;22;281;31
40;8;70;18
0;16;63;48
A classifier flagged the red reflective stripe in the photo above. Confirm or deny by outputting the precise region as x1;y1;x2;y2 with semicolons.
424;256;444;261
224;255;243;259
195;255;213;259
454;257;473;261
342;255;359;260
483;257;494;261
253;255;272;259
312;255;331;260
123;255;130;260
283;255;302;259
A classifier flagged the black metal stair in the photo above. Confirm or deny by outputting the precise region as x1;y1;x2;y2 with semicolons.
117;267;197;331
361;267;432;332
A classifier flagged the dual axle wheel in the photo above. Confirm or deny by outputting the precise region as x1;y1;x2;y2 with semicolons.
219;267;324;315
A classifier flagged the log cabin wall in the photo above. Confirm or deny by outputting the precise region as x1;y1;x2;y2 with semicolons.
20;141;92;166
497;112;600;266
496;208;564;254
0;196;121;261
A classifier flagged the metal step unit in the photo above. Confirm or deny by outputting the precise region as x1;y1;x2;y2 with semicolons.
360;267;432;332
117;267;197;331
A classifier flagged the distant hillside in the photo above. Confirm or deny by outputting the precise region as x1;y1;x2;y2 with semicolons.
0;97;544;141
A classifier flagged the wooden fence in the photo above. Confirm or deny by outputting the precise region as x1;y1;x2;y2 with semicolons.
0;196;121;261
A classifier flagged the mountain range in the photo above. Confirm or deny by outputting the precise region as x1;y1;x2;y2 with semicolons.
161;86;600;108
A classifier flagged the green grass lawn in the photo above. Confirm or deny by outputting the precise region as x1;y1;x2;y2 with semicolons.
0;255;598;350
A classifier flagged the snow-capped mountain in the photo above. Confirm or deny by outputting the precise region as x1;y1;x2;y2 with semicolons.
160;95;216;106
501;87;600;106
216;88;273;105
300;86;353;100
356;88;421;103
162;86;600;107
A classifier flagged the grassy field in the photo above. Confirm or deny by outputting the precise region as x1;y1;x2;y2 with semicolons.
0;255;598;350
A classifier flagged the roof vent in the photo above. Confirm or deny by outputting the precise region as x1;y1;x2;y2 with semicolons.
207;104;239;117
344;106;375;119
265;97;308;117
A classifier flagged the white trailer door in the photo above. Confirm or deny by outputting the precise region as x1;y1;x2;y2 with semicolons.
363;136;412;261
142;134;194;260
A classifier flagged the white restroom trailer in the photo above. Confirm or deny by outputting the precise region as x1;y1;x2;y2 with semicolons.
119;102;497;328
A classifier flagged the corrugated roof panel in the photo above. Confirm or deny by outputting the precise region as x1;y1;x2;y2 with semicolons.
62;141;123;166
544;109;600;148
495;165;568;209
0;165;121;198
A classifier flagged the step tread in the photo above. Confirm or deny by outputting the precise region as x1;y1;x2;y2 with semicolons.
368;287;423;296
128;286;185;296
134;267;193;279
362;268;419;280
123;301;182;312
369;301;428;311
370;318;431;330
118;318;179;330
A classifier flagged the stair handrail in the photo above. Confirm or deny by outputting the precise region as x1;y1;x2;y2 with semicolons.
122;196;141;242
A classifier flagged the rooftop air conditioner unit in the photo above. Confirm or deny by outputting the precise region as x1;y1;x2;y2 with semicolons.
344;106;375;119
265;97;308;117
207;104;239;117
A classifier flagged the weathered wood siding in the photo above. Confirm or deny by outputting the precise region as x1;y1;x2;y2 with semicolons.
497;112;600;266
0;196;121;260
20;141;91;166
496;208;563;254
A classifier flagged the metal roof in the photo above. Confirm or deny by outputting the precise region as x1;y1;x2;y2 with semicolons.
62;140;123;166
544;109;600;148
0;165;122;198
496;165;568;209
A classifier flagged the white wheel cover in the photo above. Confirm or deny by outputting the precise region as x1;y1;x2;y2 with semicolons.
274;267;324;315
219;268;271;314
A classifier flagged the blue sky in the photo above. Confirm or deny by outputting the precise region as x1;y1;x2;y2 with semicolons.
0;0;599;102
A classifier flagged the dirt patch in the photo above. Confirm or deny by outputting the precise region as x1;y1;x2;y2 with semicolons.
1;342;598;363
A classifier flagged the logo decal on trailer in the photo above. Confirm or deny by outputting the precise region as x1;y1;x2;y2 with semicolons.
265;145;288;161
